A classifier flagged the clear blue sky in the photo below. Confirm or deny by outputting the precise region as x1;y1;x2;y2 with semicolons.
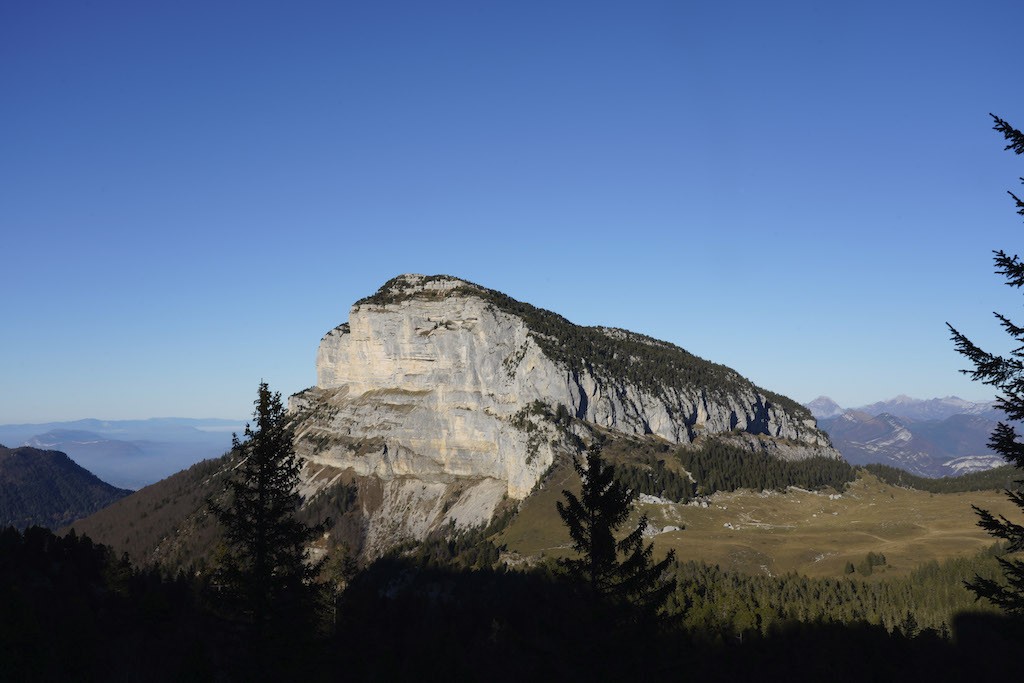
2;1;1021;423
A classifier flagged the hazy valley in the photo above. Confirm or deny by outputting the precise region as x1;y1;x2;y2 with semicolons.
0;418;242;490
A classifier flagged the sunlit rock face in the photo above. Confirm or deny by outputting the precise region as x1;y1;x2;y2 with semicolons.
290;274;838;555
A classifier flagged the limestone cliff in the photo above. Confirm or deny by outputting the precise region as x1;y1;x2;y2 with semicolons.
290;274;838;556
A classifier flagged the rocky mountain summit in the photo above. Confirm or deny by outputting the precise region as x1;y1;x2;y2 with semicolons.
805;396;844;420
289;274;839;556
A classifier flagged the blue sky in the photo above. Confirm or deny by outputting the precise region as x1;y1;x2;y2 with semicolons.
2;1;1021;423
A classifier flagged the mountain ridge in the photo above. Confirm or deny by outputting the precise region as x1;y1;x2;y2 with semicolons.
805;396;1004;477
805;395;999;422
354;274;813;420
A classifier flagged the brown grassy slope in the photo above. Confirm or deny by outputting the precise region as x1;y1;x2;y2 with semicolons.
67;455;230;569
653;473;1016;578
68;454;366;572
497;466;1015;579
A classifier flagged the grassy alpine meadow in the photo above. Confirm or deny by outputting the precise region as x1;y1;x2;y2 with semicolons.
499;467;1016;580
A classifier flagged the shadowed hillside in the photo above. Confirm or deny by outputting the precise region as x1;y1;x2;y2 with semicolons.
6;524;1023;682
68;454;232;570
0;446;131;529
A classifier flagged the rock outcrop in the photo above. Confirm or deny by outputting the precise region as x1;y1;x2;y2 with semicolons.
290;274;838;555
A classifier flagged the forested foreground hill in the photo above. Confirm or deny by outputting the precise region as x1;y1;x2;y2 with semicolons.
335;551;1024;681
3;524;1022;682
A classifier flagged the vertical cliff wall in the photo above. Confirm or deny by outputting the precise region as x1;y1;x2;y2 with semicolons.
289;274;838;555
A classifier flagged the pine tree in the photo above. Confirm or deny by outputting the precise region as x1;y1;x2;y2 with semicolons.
949;114;1024;614
209;382;328;648
556;444;676;616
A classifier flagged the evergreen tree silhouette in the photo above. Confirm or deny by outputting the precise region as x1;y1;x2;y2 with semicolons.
209;382;328;674
949;114;1024;614
556;443;676;617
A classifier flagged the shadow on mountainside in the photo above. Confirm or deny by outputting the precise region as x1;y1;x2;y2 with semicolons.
331;557;1023;683
2;527;1022;682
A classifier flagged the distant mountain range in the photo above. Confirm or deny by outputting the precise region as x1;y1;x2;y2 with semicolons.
0;445;132;528
0;418;244;489
850;395;1002;422
805;396;1005;477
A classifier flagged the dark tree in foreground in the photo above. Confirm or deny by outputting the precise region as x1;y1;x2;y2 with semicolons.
209;383;328;652
949;114;1024;614
556;444;676;616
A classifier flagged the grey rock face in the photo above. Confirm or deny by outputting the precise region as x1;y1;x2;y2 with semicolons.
290;274;839;553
